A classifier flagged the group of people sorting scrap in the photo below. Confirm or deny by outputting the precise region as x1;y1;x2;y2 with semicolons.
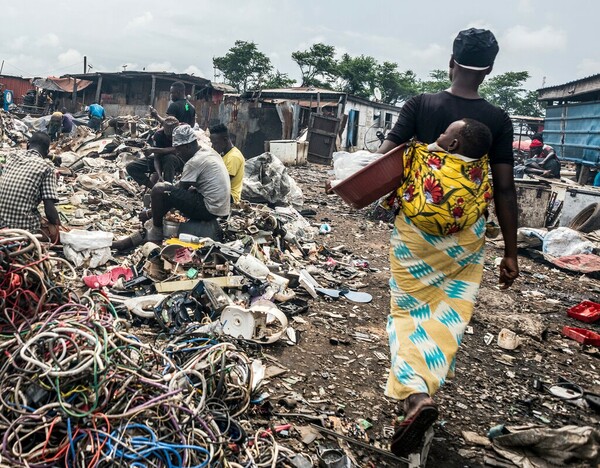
0;28;525;458
0;80;245;246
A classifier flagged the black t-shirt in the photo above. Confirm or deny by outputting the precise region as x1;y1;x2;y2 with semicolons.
386;92;514;165
151;129;172;148
166;99;196;126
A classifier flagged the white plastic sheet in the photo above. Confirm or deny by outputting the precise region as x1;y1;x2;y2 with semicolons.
542;227;595;257
60;230;113;268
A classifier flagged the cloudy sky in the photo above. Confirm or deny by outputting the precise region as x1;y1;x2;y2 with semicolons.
1;0;597;91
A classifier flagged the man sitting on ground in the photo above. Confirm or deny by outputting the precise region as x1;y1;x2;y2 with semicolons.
146;125;231;241
209;123;245;203
126;116;181;189
0;132;61;241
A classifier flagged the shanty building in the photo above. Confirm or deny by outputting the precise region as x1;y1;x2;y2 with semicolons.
63;71;224;123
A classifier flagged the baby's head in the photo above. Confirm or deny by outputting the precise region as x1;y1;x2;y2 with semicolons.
433;118;493;159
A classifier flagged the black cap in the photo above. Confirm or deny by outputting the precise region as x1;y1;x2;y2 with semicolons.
453;28;499;70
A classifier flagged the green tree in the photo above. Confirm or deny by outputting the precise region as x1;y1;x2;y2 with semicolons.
419;69;451;93
336;54;378;98
262;71;296;89
375;63;419;104
513;90;543;117
291;43;338;88
480;71;542;116
213;41;273;93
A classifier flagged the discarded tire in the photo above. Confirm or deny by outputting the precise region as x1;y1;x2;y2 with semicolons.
568;203;600;233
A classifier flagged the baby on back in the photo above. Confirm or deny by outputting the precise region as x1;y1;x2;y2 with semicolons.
428;118;493;160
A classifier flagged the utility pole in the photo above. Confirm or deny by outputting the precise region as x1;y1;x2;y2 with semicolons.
84;56;87;74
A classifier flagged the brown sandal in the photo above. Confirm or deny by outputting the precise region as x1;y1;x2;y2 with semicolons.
391;401;438;457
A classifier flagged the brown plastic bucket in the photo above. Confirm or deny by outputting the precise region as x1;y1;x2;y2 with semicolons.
331;144;406;209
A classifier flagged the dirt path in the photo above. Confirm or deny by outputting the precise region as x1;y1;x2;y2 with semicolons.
263;164;600;467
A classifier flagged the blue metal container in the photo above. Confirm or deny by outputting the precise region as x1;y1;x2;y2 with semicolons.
543;101;600;167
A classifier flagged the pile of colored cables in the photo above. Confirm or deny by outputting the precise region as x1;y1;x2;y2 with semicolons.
0;301;300;467
0;228;77;334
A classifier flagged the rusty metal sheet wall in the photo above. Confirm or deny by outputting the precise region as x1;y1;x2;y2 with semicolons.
0;76;33;104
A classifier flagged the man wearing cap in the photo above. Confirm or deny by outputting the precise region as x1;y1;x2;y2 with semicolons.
126;116;181;189
376;28;519;457
514;138;561;178
145;124;231;241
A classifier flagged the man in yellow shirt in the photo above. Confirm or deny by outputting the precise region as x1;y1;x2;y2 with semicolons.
209;124;245;203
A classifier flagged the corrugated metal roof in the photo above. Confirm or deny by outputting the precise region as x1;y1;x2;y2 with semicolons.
64;71;211;87
243;87;346;103
537;73;600;101
33;76;92;93
256;86;344;95
264;98;339;108
210;82;236;92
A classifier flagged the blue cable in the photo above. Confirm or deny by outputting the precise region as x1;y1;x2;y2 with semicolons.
66;418;76;466
102;423;210;468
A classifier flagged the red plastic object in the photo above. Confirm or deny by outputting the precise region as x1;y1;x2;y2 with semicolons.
562;326;600;347
83;267;134;289
567;301;600;323
331;144;406;209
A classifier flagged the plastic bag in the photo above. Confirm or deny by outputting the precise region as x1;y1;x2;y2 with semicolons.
61;230;114;268
517;227;548;248
332;150;382;180
542;227;595;257
242;152;303;207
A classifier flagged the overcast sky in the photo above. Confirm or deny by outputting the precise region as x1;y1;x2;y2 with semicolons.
1;0;597;92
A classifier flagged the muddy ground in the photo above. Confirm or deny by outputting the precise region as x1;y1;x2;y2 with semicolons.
259;164;600;467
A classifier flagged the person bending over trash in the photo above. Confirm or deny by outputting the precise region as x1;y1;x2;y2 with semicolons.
145;125;231;241
87;101;106;131
0;132;61;242
513;138;561;179
374;28;519;458
126;116;181;189
209;123;245;204
60;108;74;135
47;111;64;142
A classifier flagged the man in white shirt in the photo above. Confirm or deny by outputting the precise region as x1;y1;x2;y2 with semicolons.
146;125;231;241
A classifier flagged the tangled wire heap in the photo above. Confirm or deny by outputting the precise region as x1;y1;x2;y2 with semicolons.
0;229;78;333
0;231;299;467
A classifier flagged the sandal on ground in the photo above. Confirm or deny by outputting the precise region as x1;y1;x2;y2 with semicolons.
390;402;438;457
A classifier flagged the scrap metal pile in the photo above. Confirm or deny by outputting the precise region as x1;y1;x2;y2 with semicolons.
0;115;376;467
